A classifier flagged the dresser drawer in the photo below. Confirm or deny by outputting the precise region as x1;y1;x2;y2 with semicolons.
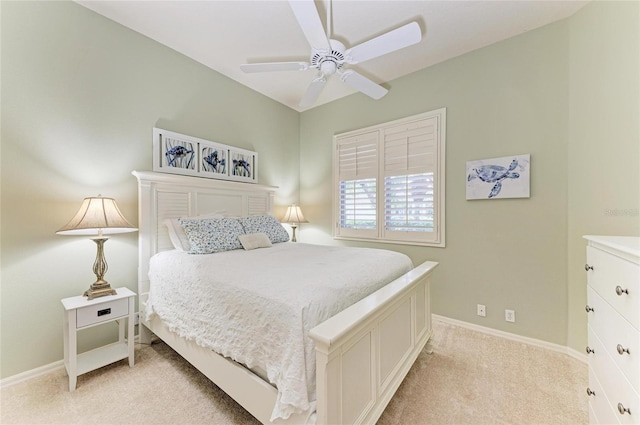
588;286;640;394
587;246;640;329
76;298;129;328
588;365;620;425
588;326;640;425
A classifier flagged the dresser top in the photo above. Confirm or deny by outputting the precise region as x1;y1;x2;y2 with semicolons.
584;235;640;260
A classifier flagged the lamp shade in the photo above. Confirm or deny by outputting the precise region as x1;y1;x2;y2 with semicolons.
56;196;137;236
281;204;308;224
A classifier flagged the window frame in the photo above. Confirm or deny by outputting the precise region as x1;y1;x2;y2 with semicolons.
333;108;446;247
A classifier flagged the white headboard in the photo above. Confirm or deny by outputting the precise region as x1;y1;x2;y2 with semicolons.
132;170;277;304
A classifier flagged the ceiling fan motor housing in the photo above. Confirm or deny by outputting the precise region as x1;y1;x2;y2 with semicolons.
311;39;346;75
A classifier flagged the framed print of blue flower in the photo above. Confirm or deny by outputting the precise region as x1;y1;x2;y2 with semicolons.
202;147;226;175
164;138;195;170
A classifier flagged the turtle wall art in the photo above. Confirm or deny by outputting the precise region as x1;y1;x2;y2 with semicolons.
466;154;530;200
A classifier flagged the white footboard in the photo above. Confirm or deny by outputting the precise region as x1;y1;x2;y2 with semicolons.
310;260;437;425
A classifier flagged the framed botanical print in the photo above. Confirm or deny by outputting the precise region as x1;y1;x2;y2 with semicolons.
229;147;258;183
200;141;228;178
153;129;199;177
153;128;258;183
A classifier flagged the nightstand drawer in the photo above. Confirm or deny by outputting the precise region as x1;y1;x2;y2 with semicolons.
76;298;129;328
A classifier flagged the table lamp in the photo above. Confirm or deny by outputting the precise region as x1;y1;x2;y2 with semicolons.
281;204;308;242
57;196;137;299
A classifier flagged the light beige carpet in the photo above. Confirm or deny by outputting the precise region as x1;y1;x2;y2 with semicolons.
1;319;588;425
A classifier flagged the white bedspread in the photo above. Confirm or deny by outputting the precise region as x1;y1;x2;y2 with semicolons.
146;242;413;421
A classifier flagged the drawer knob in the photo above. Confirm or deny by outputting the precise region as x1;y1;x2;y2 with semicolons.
586;346;595;354
586;387;596;396
584;264;594;271
618;402;631;415
615;286;629;296
617;344;630;355
585;305;594;313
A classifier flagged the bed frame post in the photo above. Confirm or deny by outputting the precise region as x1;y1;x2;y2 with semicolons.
139;323;153;345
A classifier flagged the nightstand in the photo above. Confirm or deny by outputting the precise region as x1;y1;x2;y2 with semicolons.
61;287;136;391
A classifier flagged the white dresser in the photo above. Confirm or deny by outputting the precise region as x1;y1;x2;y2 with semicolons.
584;235;640;424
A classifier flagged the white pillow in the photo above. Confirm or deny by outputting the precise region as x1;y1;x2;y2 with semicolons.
164;212;225;251
238;232;273;251
164;218;190;251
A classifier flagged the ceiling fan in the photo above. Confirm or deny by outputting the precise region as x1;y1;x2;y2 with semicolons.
240;0;422;109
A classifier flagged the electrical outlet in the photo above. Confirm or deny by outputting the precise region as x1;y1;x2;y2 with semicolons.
477;304;486;317
134;312;140;326
505;309;516;323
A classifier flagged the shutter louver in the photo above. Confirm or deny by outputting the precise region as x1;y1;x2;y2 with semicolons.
384;173;434;232
339;178;376;230
383;117;438;238
336;131;379;236
383;117;437;177
338;131;379;181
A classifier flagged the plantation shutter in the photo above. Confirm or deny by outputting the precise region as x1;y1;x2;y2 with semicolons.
336;131;379;237
333;108;445;247
383;117;439;242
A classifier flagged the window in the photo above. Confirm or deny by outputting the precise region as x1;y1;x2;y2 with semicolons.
333;109;445;247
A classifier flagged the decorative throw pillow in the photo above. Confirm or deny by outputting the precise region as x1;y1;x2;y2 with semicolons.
164;213;225;251
237;215;290;244
238;232;273;251
178;217;245;254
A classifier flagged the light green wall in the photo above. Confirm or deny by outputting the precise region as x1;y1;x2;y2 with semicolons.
300;21;571;344
0;1;299;378
567;1;640;350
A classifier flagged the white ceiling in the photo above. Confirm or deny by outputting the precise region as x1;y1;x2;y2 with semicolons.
76;0;588;112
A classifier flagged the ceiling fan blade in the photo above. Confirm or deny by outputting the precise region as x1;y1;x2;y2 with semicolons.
299;76;327;108
288;0;331;51
346;21;422;64
240;62;309;73
340;70;388;100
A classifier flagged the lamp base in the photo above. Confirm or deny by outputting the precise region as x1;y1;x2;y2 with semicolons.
84;237;116;299
84;282;116;300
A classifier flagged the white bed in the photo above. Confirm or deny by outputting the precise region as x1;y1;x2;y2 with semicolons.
133;170;438;425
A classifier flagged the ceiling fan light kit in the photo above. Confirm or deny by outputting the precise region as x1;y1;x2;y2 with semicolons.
240;0;422;109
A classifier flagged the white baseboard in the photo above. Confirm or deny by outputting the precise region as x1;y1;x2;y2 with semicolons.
432;314;588;364
0;360;65;389
1;335;142;389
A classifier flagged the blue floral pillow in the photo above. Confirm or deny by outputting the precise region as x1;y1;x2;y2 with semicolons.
178;217;245;254
237;215;290;244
